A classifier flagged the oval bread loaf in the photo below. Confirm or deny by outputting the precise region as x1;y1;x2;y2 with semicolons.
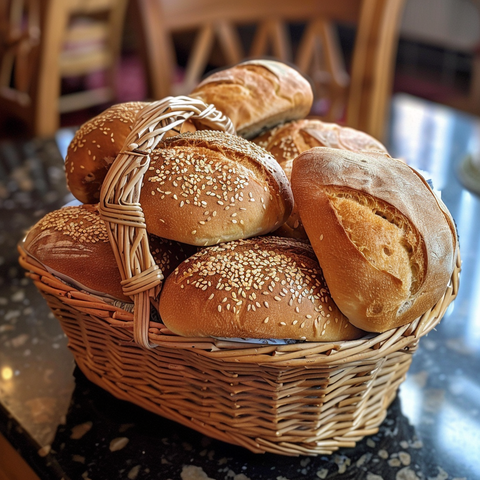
22;204;133;302
190;59;313;139
159;236;364;341
291;147;458;332
140;130;294;246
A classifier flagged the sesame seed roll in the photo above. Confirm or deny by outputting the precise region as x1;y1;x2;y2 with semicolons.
159;236;364;341
65;101;196;204
140;130;294;246
22;204;195;304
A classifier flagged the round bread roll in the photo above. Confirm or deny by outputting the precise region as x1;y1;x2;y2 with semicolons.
22;204;195;304
190;59;313;139
140;130;294;246
65;101;196;204
255;119;388;240
291;147;458;333
159;236;364;341
253;119;388;165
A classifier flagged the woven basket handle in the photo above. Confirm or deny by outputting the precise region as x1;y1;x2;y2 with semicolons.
99;96;235;348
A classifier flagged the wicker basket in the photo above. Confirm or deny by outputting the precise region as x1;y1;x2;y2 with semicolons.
18;97;461;456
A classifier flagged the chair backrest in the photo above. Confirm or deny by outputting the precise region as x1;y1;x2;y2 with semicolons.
133;0;405;142
0;0;128;137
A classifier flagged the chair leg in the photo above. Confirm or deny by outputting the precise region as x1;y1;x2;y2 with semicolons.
347;0;406;142
32;0;68;137
132;0;176;100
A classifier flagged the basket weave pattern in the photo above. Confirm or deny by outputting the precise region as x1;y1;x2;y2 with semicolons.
19;97;461;456
18;246;460;455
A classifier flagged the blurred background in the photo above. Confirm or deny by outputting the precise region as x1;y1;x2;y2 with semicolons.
1;0;479;145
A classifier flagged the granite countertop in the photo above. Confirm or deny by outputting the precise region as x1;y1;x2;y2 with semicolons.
1;94;479;480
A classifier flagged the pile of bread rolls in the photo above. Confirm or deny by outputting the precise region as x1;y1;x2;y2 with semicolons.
23;59;458;343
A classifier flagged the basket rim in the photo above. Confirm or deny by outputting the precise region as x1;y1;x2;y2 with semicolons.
18;243;461;367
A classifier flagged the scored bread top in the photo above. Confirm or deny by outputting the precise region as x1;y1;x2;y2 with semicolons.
254;119;389;240
159;236;364;341
291;147;457;332
253;119;389;164
190;59;313;139
140;130;294;246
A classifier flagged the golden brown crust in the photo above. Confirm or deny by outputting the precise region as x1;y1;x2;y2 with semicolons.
190;60;313;139
140;130;294;246
159;236;364;341
253;119;389;165
291;147;457;332
254;120;388;240
65;102;196;204
65;102;148;204
22;205;195;303
22;204;131;302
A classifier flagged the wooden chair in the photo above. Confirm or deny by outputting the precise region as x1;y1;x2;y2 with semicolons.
0;0;128;137
133;0;405;142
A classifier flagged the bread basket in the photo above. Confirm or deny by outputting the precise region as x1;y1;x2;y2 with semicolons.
18;96;461;456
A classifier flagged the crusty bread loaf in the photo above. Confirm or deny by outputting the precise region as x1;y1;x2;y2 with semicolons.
254;119;388;240
190;59;313;139
253;118;388;164
22;204;195;304
65;101;196;204
291;147;458;332
159;236;364;341
140;130;294;246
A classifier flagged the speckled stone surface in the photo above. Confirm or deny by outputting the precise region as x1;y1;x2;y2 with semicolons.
1;94;479;479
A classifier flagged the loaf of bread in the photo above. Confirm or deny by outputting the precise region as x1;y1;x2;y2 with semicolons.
22;204;195;304
253;119;388;240
190;59;313;139
291;147;458;332
65;101;196;204
140;130;294;246
159;236;364;341
253;118;388;164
